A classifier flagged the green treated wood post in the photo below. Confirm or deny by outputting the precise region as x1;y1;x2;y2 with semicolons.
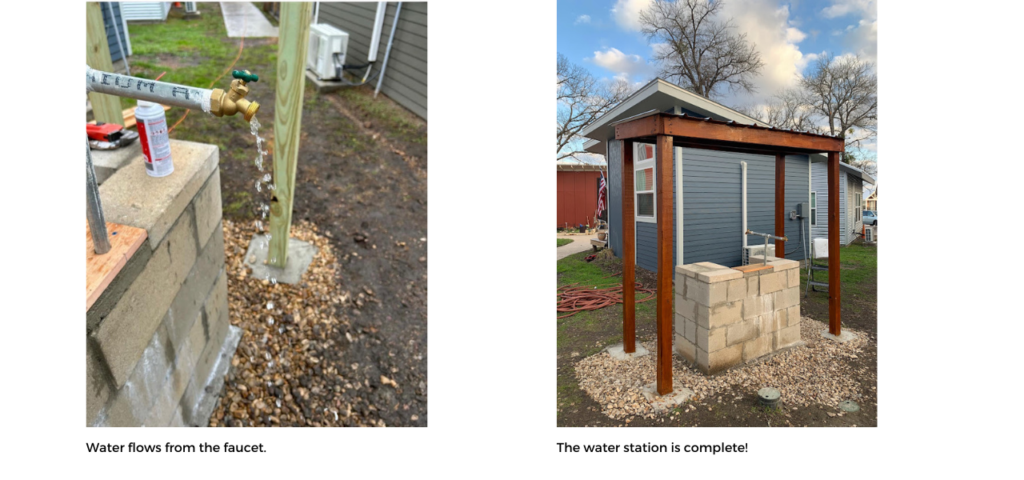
86;2;122;125
267;2;312;268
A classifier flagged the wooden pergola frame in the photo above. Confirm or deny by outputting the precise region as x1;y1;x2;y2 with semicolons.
614;111;845;395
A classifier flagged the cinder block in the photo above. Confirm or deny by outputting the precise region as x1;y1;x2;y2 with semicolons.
759;272;783;296
684;317;696;343
697;268;742;283
99;140;219;249
787;305;801;327
674;293;696;322
87;243;154;334
757;311;786;334
193;271;230;388
92;141;142;185
96;386;145;427
686;276;728;307
787;268;800;289
168;406;185;427
746;276;759;298
743;293;774;320
774;325;802;350
704;344;742;374
94;209;198;388
675;334;696;364
187;310;207;365
708;326;726;352
696;326;709;351
192;170;223;250
143;337;195;427
86;339;113;426
726;278;746;302
727;320;758;346
164;225;224;353
776;286;800;309
743;335;773;362
709;300;743;328
768;258;800;271
122;322;175;417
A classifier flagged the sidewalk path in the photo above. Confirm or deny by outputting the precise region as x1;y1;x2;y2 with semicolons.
221;2;279;38
557;234;597;261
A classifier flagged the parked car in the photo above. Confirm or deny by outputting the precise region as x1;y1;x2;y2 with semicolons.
863;210;877;226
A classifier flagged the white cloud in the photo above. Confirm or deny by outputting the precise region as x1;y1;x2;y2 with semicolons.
610;0;653;31
821;0;876;20
575;14;591;25
590;47;655;83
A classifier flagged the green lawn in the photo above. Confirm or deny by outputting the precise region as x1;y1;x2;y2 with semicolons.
557;238;574;247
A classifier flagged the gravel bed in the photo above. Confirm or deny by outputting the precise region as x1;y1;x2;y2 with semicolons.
575;317;871;421
209;220;387;427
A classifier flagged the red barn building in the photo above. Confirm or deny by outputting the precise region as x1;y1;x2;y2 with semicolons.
557;160;606;230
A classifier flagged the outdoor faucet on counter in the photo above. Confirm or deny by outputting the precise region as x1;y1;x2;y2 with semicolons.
86;67;262;254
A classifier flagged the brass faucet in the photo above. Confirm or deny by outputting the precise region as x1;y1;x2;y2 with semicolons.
210;70;260;122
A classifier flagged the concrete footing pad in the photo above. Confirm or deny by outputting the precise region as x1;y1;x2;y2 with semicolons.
306;71;350;93
605;343;650;361
641;383;695;412
244;234;317;284
821;329;858;343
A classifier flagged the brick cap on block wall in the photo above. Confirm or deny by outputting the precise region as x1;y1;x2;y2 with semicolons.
676;262;742;283
99;140;219;250
747;256;800;272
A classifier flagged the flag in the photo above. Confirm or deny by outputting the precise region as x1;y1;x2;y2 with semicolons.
597;170;606;217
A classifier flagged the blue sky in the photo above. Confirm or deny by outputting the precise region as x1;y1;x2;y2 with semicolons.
558;0;877;154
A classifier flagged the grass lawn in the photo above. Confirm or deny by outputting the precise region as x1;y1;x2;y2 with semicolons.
557;238;574;247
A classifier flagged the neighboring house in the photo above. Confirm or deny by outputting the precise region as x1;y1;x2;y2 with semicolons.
101;2;132;63
556;155;607;230
121;2;171;22
810;162;875;247
865;187;878;211
317;2;428;119
581;79;817;271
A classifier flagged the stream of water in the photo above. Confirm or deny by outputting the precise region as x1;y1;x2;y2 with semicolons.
249;116;278;283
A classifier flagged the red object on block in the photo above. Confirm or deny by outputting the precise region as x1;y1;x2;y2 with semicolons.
87;123;125;142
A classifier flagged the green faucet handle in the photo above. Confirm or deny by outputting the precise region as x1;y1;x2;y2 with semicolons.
232;70;259;83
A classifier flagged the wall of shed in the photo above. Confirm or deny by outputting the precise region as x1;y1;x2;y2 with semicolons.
556;171;602;229
811;163;854;246
318;2;428;119
101;3;131;62
121;2;170;22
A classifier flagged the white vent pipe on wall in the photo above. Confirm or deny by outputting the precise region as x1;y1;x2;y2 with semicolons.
675;146;683;266
367;2;388;62
312;2;320;24
741;161;748;249
375;2;402;97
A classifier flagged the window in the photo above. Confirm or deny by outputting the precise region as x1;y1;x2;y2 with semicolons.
810;192;817;226
634;143;656;222
854;192;862;222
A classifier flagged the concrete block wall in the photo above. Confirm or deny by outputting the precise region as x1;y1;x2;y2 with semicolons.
674;258;802;374
87;140;239;427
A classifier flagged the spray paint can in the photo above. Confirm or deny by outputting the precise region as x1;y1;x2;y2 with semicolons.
135;100;174;177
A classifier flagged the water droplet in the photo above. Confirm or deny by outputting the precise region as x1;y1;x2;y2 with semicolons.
271;278;278;285
262;173;272;183
268;184;276;191
255;180;262;192
266;301;274;310
255;220;262;231
276;399;282;408
267;317;274;325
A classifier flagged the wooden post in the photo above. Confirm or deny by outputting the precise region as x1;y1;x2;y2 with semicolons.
267;2;312;268
775;154;786;258
655;135;674;396
621;141;636;353
827;151;842;335
86;2;122;125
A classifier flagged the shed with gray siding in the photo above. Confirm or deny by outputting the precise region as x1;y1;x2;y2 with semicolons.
584;79;813;273
101;3;131;63
317;2;428;119
120;2;170;22
810;161;875;246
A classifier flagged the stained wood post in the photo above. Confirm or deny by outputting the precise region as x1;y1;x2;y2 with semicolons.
621;141;636;353
267;2;312;268
775;154;786;257
655;135;674;395
827;151;842;335
86;2;122;125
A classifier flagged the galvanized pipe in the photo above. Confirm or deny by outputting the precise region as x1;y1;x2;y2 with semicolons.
374;2;402;98
87;137;111;255
86;66;213;113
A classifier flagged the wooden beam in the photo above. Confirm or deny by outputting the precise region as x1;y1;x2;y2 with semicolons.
663;115;843;152
775;154;786;258
614;115;660;141
655;135;674;396
827;151;842;335
87;222;147;311
621;140;636;353
86;2;122;125
267;2;313;268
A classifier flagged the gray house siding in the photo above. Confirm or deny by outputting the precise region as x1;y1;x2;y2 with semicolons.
608;142;809;272
121;2;169;22
811;163;860;246
318;2;428;119
102;3;130;63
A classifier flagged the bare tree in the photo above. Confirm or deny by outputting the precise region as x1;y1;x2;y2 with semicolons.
557;54;631;161
801;53;877;154
739;88;821;133
638;0;764;99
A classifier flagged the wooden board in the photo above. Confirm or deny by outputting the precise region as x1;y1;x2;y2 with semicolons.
87;221;147;311
732;264;773;274
88;105;171;129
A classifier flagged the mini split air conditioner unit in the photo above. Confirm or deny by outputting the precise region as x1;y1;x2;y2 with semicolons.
307;23;349;81
742;244;775;265
864;225;877;243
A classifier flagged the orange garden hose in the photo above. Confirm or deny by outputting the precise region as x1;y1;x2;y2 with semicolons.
557;273;656;319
